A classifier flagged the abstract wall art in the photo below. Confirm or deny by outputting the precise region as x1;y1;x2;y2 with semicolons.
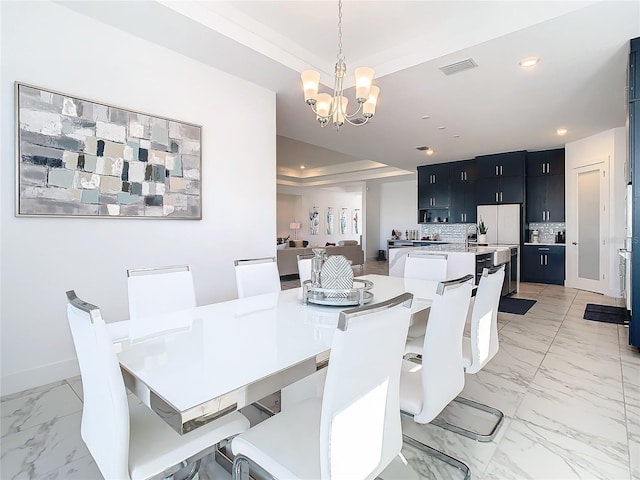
15;83;202;219
353;208;361;234
326;206;334;235
339;207;348;235
309;206;320;235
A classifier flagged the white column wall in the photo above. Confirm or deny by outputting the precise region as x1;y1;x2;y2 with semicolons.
1;1;276;395
378;179;420;250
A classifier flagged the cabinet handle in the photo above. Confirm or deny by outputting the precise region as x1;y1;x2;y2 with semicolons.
542;163;545;174
500;165;503;175
540;255;543;265
545;255;548;265
495;192;499;202
539;248;550;251
495;165;499;176
464;171;467;181
500;191;503;202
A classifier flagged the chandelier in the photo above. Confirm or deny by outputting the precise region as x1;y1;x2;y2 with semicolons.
300;0;380;129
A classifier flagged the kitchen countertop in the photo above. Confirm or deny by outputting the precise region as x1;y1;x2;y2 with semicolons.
407;243;518;254
524;242;566;246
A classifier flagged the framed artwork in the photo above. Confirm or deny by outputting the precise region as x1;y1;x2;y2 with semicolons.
353;208;361;234
326;206;334;234
15;82;202;219
309;206;320;234
339;207;348;235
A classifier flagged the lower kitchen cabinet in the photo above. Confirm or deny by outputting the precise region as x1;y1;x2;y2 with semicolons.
521;245;565;285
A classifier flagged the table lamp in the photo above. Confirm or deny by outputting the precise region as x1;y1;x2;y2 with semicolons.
290;222;301;240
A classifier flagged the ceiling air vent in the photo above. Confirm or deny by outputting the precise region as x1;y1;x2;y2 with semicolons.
439;58;478;76
416;146;429;151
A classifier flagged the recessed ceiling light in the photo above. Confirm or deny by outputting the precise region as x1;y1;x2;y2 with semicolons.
519;56;540;68
421;115;431;120
557;128;568;136
438;126;446;130
300;165;306;169
453;134;460;138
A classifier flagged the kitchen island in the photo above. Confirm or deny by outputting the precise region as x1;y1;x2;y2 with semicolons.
388;243;519;294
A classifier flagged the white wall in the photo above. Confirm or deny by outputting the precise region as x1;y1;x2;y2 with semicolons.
565;127;626;297
364;182;381;259
378;179;420;250
1;1;276;395
277;185;362;247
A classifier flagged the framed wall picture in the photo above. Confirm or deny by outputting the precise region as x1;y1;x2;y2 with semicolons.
326;206;334;234
15;82;202;219
309;205;320;234
339;207;348;235
353;208;361;234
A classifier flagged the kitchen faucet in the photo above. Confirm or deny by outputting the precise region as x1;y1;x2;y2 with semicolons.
465;223;478;249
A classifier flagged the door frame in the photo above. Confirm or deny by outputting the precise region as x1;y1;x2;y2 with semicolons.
566;159;609;293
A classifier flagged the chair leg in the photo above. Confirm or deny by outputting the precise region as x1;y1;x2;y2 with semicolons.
402;434;471;480
431;396;504;442
232;454;274;480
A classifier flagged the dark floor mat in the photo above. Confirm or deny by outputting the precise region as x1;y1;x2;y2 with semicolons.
498;297;536;315
583;304;630;324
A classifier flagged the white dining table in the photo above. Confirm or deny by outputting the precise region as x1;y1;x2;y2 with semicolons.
113;274;440;434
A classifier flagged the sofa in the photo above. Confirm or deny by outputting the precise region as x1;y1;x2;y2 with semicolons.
276;244;365;276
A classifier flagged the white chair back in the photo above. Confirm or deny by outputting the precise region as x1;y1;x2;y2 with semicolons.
415;275;473;424
66;291;131;480
404;252;448;281
234;257;281;298
127;265;196;320
467;265;505;374
320;293;413;480
296;253;314;284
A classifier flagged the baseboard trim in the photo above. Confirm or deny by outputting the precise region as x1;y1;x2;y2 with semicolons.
2;358;79;397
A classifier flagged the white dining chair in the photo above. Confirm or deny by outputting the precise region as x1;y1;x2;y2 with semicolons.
65;290;249;480
234;257;281;298
399;275;473;480
127;265;196;320
231;293;414;480
404;252;448;281
403;252;448;347
296;253;314;284
441;264;506;442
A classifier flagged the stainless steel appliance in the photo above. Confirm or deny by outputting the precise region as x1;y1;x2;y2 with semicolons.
477;204;521;245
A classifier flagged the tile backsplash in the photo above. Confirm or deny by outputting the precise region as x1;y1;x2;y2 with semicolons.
420;223;474;243
527;222;566;243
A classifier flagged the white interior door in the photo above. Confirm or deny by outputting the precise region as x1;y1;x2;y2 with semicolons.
567;162;608;293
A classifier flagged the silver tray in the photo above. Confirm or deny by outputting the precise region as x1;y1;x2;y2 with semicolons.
302;279;374;306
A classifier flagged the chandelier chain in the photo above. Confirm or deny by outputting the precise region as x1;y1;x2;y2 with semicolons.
337;0;344;61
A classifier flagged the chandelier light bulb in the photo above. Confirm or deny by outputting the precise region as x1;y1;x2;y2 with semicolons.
354;67;374;102
301;70;321;104
363;85;380;117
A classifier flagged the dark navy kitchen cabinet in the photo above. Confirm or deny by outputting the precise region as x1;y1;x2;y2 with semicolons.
521;245;565;285
525;149;565;222
449;159;477;183
449;181;476;223
417;164;450;208
475;151;525;204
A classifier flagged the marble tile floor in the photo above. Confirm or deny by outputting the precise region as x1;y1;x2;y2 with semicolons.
2;260;638;479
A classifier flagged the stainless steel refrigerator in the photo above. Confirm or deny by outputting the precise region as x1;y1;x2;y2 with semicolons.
477;204;521;245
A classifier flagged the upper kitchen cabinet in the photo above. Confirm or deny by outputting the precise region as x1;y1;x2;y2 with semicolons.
449;159;477;183
417;164;450;208
474;151;526;204
526;149;565;176
630;37;638;102
475;151;526;178
526;149;565;222
449;159;476;223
